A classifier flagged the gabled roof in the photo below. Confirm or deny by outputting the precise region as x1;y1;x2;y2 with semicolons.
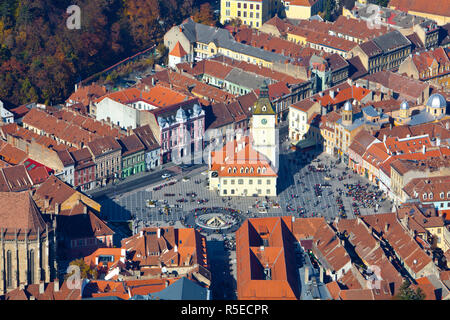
33;175;77;211
58;201;114;239
389;0;450;19
0;191;47;233
236;217;299;300
132;125;160;151
118;134;145;157
87;136;121;157
1;165;33;191
169;41;188;58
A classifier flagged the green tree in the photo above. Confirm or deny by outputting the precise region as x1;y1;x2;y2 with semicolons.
65;258;98;280
372;0;389;7
192;3;216;26
395;280;426;300
323;0;336;21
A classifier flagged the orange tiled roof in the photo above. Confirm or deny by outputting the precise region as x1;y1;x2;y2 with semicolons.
236;217;299;300
169;41;187;58
210;136;277;177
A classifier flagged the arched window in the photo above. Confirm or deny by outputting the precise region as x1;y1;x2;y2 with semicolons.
429;193;433;200
245;167;249;173
6;250;12;288
257;167;261;174
228;167;231;173
233;167;237;173
423;193;427;200
440;192;444;199
250;167;254;173
262;167;266;174
29;250;35;284
240;167;243;174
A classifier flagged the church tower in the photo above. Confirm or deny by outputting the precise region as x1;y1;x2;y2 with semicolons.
342;100;353;126
251;82;278;168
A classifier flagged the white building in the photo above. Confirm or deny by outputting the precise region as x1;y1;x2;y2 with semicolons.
209;83;278;197
168;41;189;69
0;101;13;124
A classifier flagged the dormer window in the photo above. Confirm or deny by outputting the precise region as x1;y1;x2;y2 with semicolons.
429;193;433;200
423;193;427;200
262;106;266;112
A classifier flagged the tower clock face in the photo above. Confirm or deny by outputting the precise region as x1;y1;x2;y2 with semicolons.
261;118;267;125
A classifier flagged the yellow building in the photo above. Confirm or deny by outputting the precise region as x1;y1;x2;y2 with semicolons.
389;0;450;26
221;0;271;28
282;0;324;20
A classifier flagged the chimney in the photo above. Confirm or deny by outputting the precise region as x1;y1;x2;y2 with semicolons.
39;282;45;294
83;205;87;214
422;145;426;154
319;267;324;283
383;135;386;143
157;228;161;238
55;203;60;215
174;245;178;252
329;90;335;99
54;279;60;292
165;280;170;288
304;267;309;284
384;223;390;234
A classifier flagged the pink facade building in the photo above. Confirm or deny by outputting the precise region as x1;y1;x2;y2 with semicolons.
154;99;205;164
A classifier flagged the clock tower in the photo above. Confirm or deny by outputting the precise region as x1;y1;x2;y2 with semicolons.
251;82;278;169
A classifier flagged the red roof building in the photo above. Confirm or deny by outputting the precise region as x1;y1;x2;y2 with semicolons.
236;217;299;300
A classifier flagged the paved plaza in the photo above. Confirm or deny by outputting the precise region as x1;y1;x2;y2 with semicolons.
98;148;392;229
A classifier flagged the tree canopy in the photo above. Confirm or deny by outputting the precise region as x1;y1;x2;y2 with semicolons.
395;280;426;300
0;0;202;106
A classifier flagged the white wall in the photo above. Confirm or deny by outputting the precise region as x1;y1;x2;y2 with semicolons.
96;97;140;129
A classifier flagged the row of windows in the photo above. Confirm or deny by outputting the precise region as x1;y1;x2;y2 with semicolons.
222;188;271;195
123;154;145;166
5;250;35;287
236;10;260;19
422;192;450;200
223;178;271;185
225;2;260;10
226;166;267;174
